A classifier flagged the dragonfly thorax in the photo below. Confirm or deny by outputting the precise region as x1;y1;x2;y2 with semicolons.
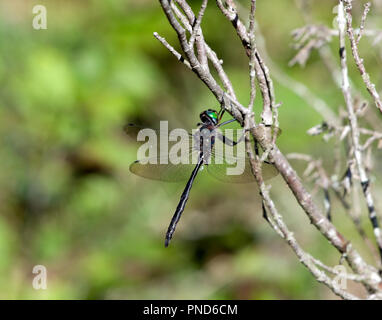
192;127;217;164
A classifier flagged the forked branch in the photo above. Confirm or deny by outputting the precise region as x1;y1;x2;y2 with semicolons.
156;0;382;299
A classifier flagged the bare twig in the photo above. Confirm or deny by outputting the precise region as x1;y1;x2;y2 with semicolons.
287;152;381;265
244;117;360;299
156;0;382;298
189;0;208;48
216;0;275;125
154;32;191;69
248;0;257;112
343;0;382;113
338;0;382;263
357;2;371;44
172;0;237;100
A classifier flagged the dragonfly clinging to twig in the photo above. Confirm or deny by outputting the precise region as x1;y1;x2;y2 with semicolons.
125;108;279;247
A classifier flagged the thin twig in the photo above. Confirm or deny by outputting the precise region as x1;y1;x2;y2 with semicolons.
216;0;275;125
357;2;371;44
248;0;257;112
338;0;382;263
343;0;382;113
156;0;382;298
245;123;360;300
189;0;208;48
153;32;191;69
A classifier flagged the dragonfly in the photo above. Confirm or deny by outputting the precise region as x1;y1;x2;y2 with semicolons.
125;108;279;247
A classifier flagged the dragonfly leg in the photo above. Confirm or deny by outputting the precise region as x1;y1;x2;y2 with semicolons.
217;118;236;128
216;130;245;147
218;108;225;122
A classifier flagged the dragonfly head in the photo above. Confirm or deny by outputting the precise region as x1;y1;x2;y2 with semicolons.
200;109;218;126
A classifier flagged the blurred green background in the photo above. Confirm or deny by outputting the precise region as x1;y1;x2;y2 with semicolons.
0;0;381;299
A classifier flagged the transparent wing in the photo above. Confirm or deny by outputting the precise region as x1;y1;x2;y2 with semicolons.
206;158;278;183
129;152;201;182
126;123;200;182
126;123;280;183
206;147;278;184
130;152;278;183
205;132;279;183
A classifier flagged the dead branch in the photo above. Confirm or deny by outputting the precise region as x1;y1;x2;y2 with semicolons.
156;0;382;299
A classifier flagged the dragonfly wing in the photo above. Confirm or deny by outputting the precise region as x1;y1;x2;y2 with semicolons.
207;126;280;183
206;152;278;183
129;152;201;182
126;123;280;183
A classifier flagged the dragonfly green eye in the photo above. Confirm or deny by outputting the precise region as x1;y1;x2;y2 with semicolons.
206;110;218;122
200;109;218;125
